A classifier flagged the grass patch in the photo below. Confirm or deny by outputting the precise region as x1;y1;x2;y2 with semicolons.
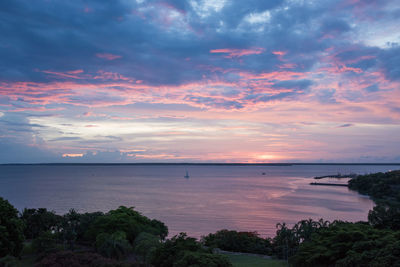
227;254;286;267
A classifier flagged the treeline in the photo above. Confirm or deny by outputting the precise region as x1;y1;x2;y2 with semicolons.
0;198;231;266
286;170;400;266
349;170;400;231
348;170;400;204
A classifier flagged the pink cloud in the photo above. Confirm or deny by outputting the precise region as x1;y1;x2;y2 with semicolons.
210;48;265;58
62;153;83;158
96;53;122;60
272;51;286;56
239;71;307;81
41;69;85;79
279;63;297;69
94;70;133;82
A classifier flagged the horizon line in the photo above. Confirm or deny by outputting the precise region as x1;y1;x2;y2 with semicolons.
1;162;400;166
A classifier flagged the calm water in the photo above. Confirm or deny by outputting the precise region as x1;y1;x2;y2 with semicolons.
0;164;398;238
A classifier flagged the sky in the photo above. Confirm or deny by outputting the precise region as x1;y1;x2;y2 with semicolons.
0;0;399;163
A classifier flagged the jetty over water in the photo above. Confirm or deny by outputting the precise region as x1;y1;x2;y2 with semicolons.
310;182;348;187
314;173;358;179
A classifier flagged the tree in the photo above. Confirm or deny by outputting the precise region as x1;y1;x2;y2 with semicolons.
134;232;161;263
151;233;232;267
368;203;400;230
151;233;202;267
272;222;298;260
20;208;62;239
290;221;400;267
86;206;168;243
272;218;330;260
0;197;24;257
95;231;132;260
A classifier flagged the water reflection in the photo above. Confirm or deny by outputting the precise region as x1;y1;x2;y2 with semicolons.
0;164;396;238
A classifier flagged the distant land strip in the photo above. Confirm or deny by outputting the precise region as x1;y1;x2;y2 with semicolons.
1;163;400;166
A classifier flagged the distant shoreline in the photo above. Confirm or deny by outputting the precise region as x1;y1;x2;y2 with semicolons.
1;163;400;166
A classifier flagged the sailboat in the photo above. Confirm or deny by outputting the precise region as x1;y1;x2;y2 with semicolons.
184;170;190;179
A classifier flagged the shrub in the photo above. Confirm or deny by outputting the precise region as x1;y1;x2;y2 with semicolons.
36;251;129;267
32;231;58;254
174;251;232;267
202;229;271;255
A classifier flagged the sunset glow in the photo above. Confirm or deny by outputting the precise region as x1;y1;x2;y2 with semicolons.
0;0;399;163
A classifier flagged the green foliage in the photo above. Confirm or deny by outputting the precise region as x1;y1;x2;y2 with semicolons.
348;170;400;204
32;231;58;254
86;206;168;244
74;211;104;242
36;251;130;267
226;254;286;267
0;197;24;257
151;233;206;267
290;221;400;267
60;209;81;250
133;232;161;262
349;170;400;231
20;208;62;239
368;203;400;230
95;231;132;260
272;218;330;260
0;255;19;267
202;230;272;255
174;251;232;267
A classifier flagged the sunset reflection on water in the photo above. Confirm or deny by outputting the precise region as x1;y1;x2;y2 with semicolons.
0;164;395;238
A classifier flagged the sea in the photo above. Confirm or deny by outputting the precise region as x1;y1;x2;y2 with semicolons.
0;164;398;238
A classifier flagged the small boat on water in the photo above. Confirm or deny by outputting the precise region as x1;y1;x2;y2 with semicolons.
184;170;190;179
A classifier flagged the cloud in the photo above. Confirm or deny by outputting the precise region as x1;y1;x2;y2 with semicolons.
0;0;400;163
0;139;56;163
320;18;351;37
338;123;354;128
210;48;265;58
379;45;400;81
364;84;380;92
272;79;313;90
49;137;82;142
96;53;122;60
